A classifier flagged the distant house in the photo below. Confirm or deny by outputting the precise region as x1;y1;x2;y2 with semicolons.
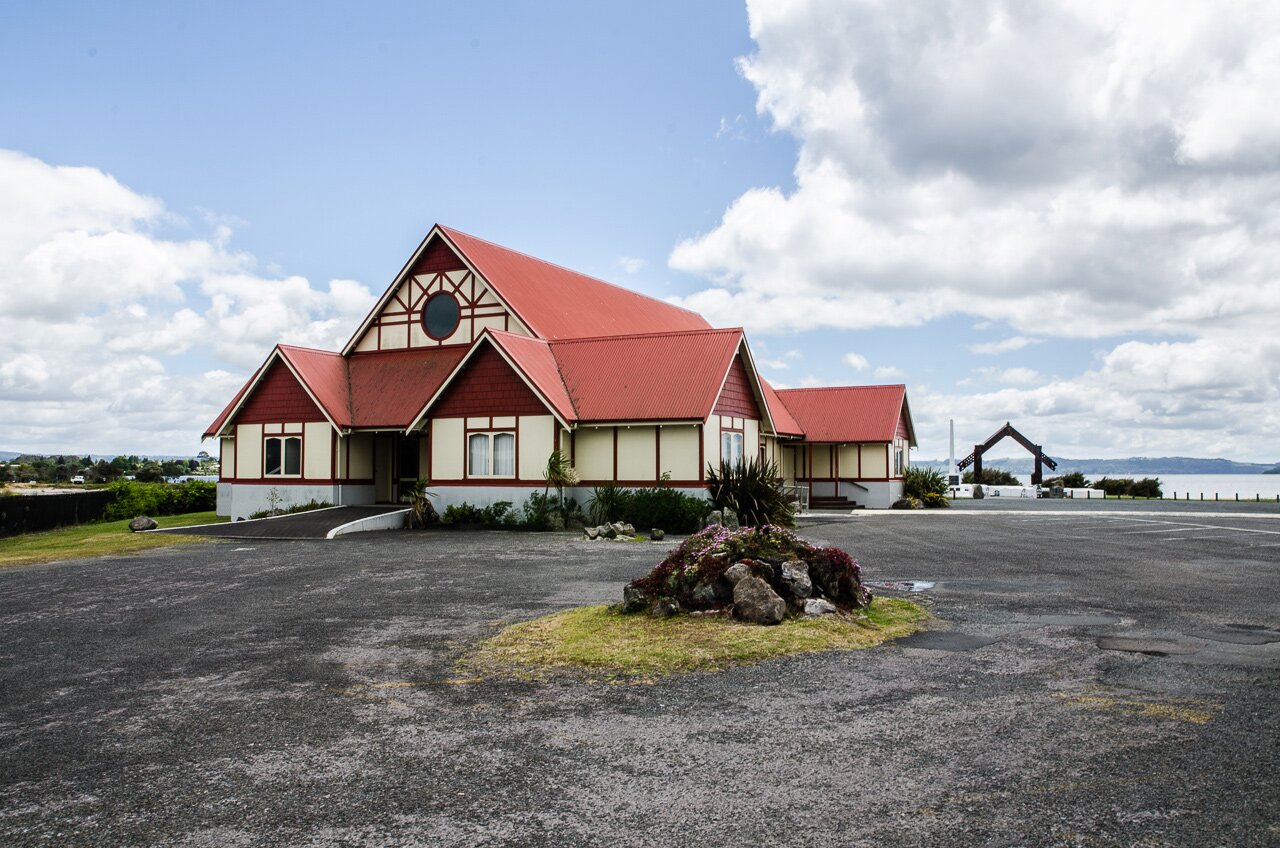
204;225;915;519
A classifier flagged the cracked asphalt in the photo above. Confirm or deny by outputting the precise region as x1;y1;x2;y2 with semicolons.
1;503;1277;847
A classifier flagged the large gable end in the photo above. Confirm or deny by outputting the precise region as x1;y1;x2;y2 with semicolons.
345;229;527;355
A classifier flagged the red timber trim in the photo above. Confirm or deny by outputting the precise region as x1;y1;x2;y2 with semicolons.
713;355;761;418
655;427;661;480
221;478;372;486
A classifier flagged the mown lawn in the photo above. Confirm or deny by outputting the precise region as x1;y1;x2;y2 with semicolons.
464;597;929;681
0;512;227;568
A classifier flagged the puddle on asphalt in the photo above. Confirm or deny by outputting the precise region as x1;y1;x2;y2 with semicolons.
1186;627;1280;646
866;580;935;593
1096;636;1199;657
1019;614;1121;627
895;631;998;652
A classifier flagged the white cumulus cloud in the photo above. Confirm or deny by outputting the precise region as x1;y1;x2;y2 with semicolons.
0;149;376;454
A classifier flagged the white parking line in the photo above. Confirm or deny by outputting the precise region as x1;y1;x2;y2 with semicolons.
1116;526;1207;535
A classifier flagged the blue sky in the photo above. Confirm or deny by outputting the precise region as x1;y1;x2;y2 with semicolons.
2;1;1279;462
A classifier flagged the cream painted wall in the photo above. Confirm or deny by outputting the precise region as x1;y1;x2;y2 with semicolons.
702;417;719;476
860;443;889;478
838;445;861;478
616;427;657;481
659;426;699;480
744;418;759;461
576;427;614;480
303;423;332;479
220;437;236;479
348;432;374;479
518;415;555;480
810;445;832;478
431;418;465;480
236;424;262;479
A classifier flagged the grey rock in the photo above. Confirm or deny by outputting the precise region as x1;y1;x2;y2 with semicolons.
804;598;838;616
649;528;665;541
724;562;753;586
600;524;617;539
622;584;647;613
609;522;629;538
705;509;724;528
691;583;717;606
723;507;740;529
128;516;158;532
584;526;600;540
733;576;785;625
619;522;636;536
652;597;679;618
780;560;812;599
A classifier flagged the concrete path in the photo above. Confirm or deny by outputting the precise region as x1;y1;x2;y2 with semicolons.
154;505;405;539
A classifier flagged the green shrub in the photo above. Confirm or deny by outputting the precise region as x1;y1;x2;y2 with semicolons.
705;459;795;527
1045;471;1090;488
961;468;1021;486
921;491;950;508
625;486;710;534
103;480;216;520
1127;477;1162;498
441;501;516;525
587;484;631;525
903;466;947;499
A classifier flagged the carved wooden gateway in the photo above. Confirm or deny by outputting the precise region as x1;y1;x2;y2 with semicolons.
957;422;1058;485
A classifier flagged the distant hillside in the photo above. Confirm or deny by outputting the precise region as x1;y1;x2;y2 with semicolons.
916;456;1280;475
0;451;195;462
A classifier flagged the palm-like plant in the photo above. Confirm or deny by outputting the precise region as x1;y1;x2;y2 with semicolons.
401;478;439;528
705;458;795;527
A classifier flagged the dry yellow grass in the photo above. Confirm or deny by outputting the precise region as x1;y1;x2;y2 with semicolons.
464;597;929;680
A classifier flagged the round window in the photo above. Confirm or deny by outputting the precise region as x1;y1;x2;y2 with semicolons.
422;292;461;340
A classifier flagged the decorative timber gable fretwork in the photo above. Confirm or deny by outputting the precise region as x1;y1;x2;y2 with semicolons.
353;239;525;352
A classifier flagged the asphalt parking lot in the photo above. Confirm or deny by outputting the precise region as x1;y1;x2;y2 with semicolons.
1;503;1277;847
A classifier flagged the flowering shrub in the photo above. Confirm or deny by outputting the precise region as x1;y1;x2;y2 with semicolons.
625;524;871;614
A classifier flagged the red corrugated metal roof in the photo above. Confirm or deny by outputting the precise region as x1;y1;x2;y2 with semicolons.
547;328;743;422
759;378;804;437
278;346;351;428
347;347;467;429
439;226;711;340
774;385;911;444
485;332;577;424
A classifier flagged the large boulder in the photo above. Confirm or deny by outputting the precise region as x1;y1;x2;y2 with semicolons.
722;507;740;529
733;576;785;625
704;509;724;528
649;528;665;541
584;526;600;540
128;516;158;532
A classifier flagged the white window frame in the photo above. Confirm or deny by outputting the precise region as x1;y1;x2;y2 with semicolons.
893;438;906;477
467;431;516;478
264;435;303;477
720;429;745;467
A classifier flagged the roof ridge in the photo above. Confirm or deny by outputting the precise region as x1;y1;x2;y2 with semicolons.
547;327;742;346
439;224;708;321
775;383;906;393
278;343;342;356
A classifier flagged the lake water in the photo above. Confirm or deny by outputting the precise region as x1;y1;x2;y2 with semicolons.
1013;473;1280;501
